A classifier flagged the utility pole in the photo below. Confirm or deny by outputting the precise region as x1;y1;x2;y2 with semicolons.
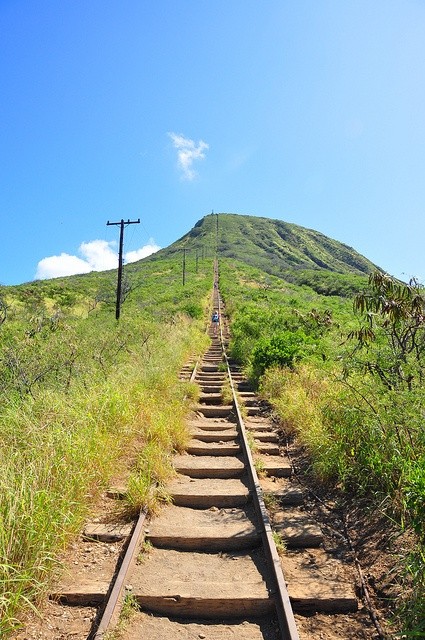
182;248;186;286
216;212;219;255
106;218;140;320
196;249;199;273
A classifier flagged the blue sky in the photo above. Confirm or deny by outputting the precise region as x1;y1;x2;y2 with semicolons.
2;1;425;285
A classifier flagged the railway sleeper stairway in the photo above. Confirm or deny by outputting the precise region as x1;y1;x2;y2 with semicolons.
124;337;357;638
49;327;359;639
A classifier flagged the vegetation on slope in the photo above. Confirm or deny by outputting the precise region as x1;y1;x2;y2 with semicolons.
0;254;212;636
155;212;377;296
219;257;425;635
1;210;420;635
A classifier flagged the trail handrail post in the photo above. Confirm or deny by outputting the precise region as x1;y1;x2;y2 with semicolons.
106;218;140;320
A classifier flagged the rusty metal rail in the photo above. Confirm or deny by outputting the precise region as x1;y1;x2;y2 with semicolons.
93;511;147;640
216;289;300;640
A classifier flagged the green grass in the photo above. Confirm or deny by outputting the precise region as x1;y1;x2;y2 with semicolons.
272;530;287;555
0;254;212;636
218;256;425;635
157;213;378;286
0;211;419;635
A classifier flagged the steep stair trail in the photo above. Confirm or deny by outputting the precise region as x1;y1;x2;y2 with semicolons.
28;285;361;640
111;288;299;639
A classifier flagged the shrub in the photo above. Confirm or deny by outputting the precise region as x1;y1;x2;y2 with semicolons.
182;302;203;319
251;330;310;379
404;459;425;540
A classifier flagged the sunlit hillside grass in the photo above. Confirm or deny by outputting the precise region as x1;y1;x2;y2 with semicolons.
1;211;421;635
218;257;425;635
153;212;377;296
0;254;212;636
1;252;211;320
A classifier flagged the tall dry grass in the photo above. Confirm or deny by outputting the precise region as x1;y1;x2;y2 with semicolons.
0;315;208;636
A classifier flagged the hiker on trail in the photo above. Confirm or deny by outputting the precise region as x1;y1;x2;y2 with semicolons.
212;310;219;335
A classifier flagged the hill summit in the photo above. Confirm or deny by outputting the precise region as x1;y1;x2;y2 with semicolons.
150;213;379;295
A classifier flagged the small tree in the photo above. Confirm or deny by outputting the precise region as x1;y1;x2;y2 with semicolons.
350;272;425;390
0;297;6;326
251;330;310;380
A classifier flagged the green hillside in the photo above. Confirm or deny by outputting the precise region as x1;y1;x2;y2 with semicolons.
2;212;424;636
0;213;378;311
149;212;379;297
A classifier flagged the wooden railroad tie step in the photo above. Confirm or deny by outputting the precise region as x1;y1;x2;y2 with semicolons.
50;581;109;606
282;549;358;613
173;454;245;478
250;431;279;443
123;614;277;639
201;385;225;393
130;548;274;619
199;393;224;405
190;429;238;442
186;440;241;456
246;407;265;417
195;372;226;378
188;418;233;430
245;416;271;425
195;405;234;418
272;510;323;548
168;477;250;508
245;423;276;432
196;383;224;390
255;455;292;477
51;551;356;616
242;398;262;407
289;581;358;614
83;522;132;542
256;442;280;455
260;477;304;505
189;424;236;433
146;505;261;551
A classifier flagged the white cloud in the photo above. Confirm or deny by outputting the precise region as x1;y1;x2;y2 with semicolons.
125;239;161;263
168;132;209;180
80;240;118;271
35;239;161;280
36;254;92;279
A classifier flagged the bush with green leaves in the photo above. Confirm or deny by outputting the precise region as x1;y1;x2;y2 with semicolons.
182;302;203;319
251;330;311;379
349;272;425;390
404;458;425;541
